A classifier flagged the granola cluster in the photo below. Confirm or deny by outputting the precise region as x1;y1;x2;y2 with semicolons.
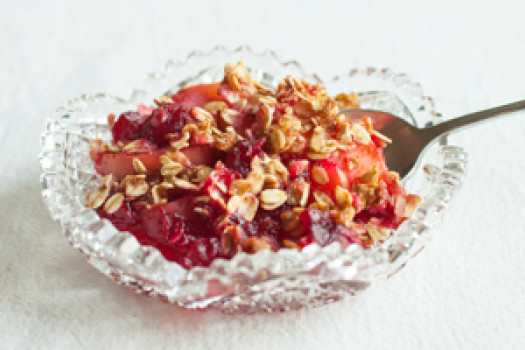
86;62;420;268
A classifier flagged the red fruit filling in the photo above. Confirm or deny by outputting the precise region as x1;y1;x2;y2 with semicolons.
86;62;420;269
225;138;266;176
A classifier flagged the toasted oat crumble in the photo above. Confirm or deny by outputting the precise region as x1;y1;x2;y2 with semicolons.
86;61;420;268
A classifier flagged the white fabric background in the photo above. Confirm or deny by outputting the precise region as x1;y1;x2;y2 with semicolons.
1;0;524;349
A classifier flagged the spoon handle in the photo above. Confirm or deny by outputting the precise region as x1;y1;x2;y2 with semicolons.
421;99;525;141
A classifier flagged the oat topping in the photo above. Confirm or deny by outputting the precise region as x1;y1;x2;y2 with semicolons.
122;175;148;197
335;206;357;228
260;103;273;132
160;159;183;176
189;165;212;183
287;179;310;207
335;92;360;109
260;189;288;210
403;194;421;217
236;194;259;221
169;132;191;150
219;108;237;125
334;186;352;208
281;211;300;232
104;192;124;214
203;101;228;114
269;127;286;152
171;178;198;190
151;183;172;204
282;239;300;250
86;61;420;269
241;236;274;253
132;158;148;175
86;175;112;209
311;166;329;185
154;95;174;106
122;139;149;154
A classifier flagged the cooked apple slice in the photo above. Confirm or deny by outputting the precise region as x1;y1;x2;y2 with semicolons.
139;196;194;242
92;145;217;179
171;83;222;109
312;143;387;193
139;196;217;246
93;149;163;179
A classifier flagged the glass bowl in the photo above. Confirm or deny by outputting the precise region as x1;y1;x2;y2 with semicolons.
39;46;467;313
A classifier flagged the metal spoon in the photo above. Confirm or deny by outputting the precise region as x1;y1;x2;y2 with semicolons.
342;99;525;179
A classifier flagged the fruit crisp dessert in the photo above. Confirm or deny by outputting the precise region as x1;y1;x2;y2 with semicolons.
86;62;420;269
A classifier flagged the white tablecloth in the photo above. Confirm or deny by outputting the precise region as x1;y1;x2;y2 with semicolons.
1;0;524;349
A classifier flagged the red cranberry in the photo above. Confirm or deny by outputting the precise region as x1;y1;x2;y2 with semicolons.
279;152;305;166
141;105;194;147
230;206;286;239
98;202;141;235
225;138;266;176
184;238;222;268
356;201;397;229
112;112;145;142
112;104;195;147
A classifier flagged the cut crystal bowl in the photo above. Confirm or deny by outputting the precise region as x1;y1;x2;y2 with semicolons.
39;46;467;313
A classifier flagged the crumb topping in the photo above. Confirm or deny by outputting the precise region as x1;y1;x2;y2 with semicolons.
86;61;420;268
